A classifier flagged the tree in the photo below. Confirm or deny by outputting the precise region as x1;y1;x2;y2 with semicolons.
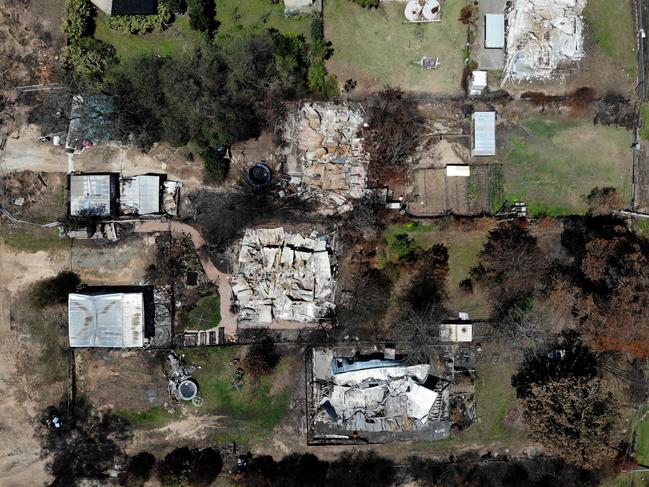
327;450;395;487
62;0;95;39
187;0;216;33
404;243;449;312
242;333;280;378
398;304;444;364
187;448;223;486
38;397;131;486
458;5;478;24
520;376;621;469
120;452;156;487
553;218;649;358
63;38;118;87
362;88;425;185
31;271;81;308
587;187;623;215
511;333;621;468
471;222;543;318
202;147;230;182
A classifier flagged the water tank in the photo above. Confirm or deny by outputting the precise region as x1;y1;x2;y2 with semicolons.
405;0;423;21
246;162;273;188
178;379;198;401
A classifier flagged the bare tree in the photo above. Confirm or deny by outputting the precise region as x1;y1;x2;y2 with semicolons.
498;305;550;351
398;304;444;365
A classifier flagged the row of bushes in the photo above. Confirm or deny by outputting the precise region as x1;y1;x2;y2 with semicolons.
307;13;338;98
105;1;173;34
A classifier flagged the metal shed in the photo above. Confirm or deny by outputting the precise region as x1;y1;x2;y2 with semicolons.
69;174;114;217
485;14;505;49
472;112;496;157
120;175;161;215
68;293;144;348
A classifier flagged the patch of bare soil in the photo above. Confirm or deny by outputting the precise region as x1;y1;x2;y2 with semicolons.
1;170;66;222
76;350;168;411
70;234;157;285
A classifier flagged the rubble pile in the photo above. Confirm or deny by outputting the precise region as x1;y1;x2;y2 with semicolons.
503;0;586;83
286;103;368;213
2;171;49;207
231;227;335;325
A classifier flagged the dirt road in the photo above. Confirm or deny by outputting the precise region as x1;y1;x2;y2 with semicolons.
0;244;68;486
0;125;205;189
134;221;237;339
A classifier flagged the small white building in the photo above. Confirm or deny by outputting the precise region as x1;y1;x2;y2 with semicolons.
446;165;471;177
440;323;473;343
485;14;505;49
469;70;487;95
472;112;496;157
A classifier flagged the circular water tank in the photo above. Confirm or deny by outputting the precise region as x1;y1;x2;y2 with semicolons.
405;0;423;21
423;0;440;20
178;379;198;401
246;162;273;188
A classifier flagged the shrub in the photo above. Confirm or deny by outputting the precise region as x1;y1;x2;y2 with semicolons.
106;1;172;34
31;271;81;308
202;148;230;182
351;0;380;7
63;38;118;86
307;61;338;98
167;0;187;14
62;0;95;39
187;0;216;33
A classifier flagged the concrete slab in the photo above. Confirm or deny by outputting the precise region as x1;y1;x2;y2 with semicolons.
477;0;507;70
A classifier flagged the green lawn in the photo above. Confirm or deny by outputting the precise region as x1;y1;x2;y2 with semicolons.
503;118;633;216
215;0;312;40
115;406;180;429
602;472;649;487
324;0;467;94
635;407;649;466
185;294;221;331
0;226;69;253
182;347;293;445
94;14;201;62
583;0;637;74
382;221;492;317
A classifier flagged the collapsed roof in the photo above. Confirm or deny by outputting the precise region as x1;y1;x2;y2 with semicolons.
503;0;586;83
283;103;368;213
120;175;161;215
68;293;144;348
232;228;335;326
312;351;447;433
69;174;115;217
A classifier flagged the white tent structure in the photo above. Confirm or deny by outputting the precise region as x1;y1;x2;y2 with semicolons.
472;112;496;156
68;293;144;348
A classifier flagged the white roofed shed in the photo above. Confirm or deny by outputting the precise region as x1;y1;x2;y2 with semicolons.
68;293;144;348
485;14;505;49
472;112;496;156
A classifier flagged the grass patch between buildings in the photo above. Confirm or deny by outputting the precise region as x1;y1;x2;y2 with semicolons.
503;118;632;216
115;407;180;429
182;346;293;445
324;0;467;94
0;226;69;253
215;0;312;40
185;294;221;330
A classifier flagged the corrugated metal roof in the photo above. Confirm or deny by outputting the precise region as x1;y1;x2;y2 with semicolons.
70;175;112;217
485;14;505;49
120;175;161;215
68;293;144;348
472;112;496;156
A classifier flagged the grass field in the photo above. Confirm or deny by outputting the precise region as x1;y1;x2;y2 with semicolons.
503;118;633;216
215;0;312;40
183;347;293;445
94;14;201;62
115;407;180;429
634;407;649;466
185;294;221;330
583;0;636;74
0;226;69;253
324;0;466;94
382;220;492;317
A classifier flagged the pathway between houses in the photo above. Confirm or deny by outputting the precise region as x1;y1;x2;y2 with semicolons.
134;221;237;340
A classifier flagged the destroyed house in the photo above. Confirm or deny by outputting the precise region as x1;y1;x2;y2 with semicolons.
309;348;451;443
69;173;119;217
68;286;155;348
91;0;157;15
232;227;335;327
